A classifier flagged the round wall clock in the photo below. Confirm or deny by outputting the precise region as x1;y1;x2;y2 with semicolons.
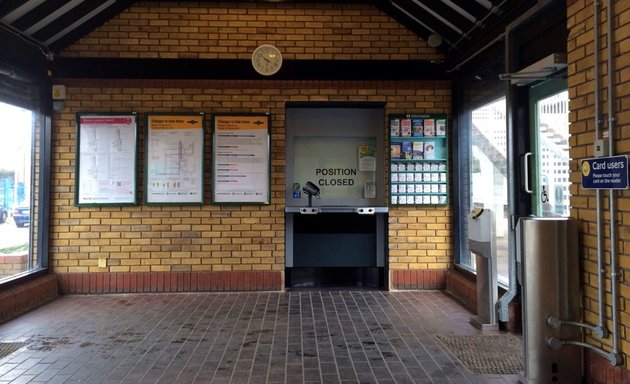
251;44;283;76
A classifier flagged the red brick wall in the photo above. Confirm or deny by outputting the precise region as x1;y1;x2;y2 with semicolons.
57;271;281;294
0;275;58;323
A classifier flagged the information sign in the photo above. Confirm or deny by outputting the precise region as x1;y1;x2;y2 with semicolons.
581;155;629;190
212;114;271;204
75;113;137;206
145;113;204;204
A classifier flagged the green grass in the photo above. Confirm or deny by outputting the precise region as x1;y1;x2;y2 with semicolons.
0;242;29;254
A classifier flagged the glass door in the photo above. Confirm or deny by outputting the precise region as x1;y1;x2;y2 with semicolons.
470;98;509;284
528;80;570;217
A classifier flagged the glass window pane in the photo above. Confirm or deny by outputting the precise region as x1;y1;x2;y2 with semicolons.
470;98;509;284
293;136;376;201
536;90;570;217
0;102;33;281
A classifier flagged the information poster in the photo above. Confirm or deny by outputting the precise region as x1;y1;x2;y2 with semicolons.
145;113;205;204
75;113;137;205
212;114;270;204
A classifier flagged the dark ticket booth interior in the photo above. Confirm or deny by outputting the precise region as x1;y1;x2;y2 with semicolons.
284;103;387;288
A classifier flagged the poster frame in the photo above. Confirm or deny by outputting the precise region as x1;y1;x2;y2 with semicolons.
75;112;138;206
143;112;205;205
211;113;271;205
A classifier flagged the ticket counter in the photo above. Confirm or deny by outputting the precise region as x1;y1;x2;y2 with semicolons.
285;103;388;288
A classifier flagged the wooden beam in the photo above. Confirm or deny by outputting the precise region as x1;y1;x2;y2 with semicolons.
53;57;448;80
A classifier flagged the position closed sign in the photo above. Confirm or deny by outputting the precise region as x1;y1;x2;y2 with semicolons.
581;155;629;189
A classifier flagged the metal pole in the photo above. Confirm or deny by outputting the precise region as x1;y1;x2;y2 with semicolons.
593;0;608;339
606;0;621;362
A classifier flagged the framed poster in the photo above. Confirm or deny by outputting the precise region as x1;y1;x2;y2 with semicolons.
212;113;271;204
144;113;205;204
75;113;138;206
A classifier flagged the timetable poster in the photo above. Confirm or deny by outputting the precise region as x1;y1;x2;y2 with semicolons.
145;113;204;204
76;113;137;205
212;114;270;204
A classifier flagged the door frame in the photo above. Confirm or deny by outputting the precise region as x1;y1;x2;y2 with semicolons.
527;79;568;217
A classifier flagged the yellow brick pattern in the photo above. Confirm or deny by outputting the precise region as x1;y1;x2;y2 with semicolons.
387;206;453;270
49;80;452;274
0;256;28;278
567;0;630;368
60;2;443;61
50;2;453;275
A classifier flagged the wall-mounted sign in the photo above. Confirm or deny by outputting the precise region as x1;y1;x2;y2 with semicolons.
75;113;137;206
144;113;204;204
212;114;271;204
581;155;629;190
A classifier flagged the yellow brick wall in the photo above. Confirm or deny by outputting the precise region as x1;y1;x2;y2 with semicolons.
50;79;452;274
50;2;453;276
50;80;452;272
60;2;443;61
567;0;630;369
0;255;28;278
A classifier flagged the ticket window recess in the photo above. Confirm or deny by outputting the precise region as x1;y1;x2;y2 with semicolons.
285;105;387;288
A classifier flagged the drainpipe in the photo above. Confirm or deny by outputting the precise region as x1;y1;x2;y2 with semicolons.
593;0;608;340
606;0;622;364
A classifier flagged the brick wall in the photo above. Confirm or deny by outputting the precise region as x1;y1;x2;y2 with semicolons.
51;2;453;293
60;2;442;61
51;80;452;290
567;0;630;377
0;275;58;323
0;254;28;279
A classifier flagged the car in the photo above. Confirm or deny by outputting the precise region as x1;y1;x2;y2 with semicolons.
11;205;30;228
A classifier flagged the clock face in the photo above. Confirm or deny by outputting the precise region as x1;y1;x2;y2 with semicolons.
252;45;283;76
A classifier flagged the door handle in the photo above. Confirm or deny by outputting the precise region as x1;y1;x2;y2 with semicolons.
523;152;532;194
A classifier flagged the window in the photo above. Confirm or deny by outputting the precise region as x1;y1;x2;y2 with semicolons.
463;98;509;285
0;101;37;282
536;90;570;218
0;29;52;285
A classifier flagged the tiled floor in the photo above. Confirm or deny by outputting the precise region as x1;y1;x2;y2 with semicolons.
0;290;520;383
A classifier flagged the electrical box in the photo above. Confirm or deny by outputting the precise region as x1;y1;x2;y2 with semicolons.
594;139;609;157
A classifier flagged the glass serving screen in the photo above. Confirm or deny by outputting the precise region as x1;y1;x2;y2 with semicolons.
289;136;377;205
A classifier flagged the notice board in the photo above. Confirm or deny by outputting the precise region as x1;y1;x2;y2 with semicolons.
144;113;205;204
75;113;138;206
212;114;271;204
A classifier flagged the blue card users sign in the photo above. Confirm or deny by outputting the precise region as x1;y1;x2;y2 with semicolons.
581;155;629;190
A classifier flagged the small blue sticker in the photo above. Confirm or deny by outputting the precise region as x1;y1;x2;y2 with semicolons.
292;182;301;199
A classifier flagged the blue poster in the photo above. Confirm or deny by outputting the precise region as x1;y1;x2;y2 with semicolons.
581;155;629;189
